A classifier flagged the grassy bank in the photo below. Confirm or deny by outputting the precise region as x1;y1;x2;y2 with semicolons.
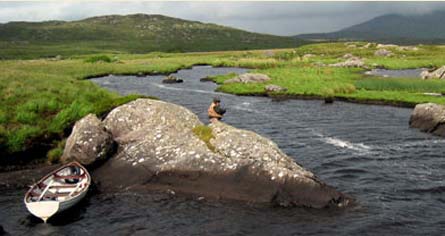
1;42;445;163
207;42;445;106
0;50;288;163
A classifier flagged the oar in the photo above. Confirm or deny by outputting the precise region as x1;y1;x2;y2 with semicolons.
37;180;54;201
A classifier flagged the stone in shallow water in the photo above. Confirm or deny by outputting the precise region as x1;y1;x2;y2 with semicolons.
71;99;352;208
409;103;445;137
162;75;183;84
421;66;445;80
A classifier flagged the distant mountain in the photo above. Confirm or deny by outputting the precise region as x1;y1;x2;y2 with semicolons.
0;14;305;58
296;11;445;44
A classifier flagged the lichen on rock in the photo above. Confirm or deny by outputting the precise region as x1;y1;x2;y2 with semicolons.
61;114;115;166
65;98;352;208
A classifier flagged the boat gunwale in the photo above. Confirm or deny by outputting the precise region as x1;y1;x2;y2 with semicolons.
24;161;91;204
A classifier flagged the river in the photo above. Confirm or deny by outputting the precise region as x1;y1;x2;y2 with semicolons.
2;66;444;235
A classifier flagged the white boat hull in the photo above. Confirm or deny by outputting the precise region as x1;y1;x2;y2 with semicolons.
25;201;59;223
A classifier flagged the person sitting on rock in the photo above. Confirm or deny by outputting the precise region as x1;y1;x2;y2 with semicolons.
208;97;226;122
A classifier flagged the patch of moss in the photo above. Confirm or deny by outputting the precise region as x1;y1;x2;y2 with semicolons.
46;139;66;164
84;55;118;63
192;125;216;152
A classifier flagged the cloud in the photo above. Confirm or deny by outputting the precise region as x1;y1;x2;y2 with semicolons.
0;1;445;35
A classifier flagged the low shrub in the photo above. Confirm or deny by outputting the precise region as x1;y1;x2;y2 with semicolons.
84;55;117;63
47;139;66;164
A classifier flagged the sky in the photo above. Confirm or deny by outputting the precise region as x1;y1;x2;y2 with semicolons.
1;1;445;36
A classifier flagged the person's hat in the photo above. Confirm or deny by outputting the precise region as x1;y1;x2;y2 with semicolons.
213;97;221;103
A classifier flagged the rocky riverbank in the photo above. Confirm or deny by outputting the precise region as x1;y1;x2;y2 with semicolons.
60;98;352;208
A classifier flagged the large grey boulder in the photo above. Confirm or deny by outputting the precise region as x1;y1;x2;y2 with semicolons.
103;99;200;138
420;66;445;80
61;114;115;166
409;103;445;137
93;98;352;208
224;73;271;84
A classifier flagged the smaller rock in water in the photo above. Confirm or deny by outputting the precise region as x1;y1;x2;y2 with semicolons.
224;73;271;84
324;97;334;104
62;114;115;166
409;103;445;137
265;84;287;93
162;75;183;84
420;70;430;80
199;77;213;82
420;66;445;80
374;49;393;57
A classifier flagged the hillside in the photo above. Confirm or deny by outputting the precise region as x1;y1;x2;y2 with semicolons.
296;11;445;44
0;14;305;59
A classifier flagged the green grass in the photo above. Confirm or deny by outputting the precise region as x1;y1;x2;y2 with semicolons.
356;77;445;94
192;125;216;152
205;43;445;106
84;55;118;63
211;66;361;98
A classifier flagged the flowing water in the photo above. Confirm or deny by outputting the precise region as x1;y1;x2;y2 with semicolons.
365;68;426;78
2;66;445;235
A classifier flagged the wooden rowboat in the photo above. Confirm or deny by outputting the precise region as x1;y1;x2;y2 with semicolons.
24;161;91;223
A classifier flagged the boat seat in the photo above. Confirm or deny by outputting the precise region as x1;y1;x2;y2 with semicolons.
29;191;72;198
50;185;79;189
38;183;78;189
53;173;86;179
